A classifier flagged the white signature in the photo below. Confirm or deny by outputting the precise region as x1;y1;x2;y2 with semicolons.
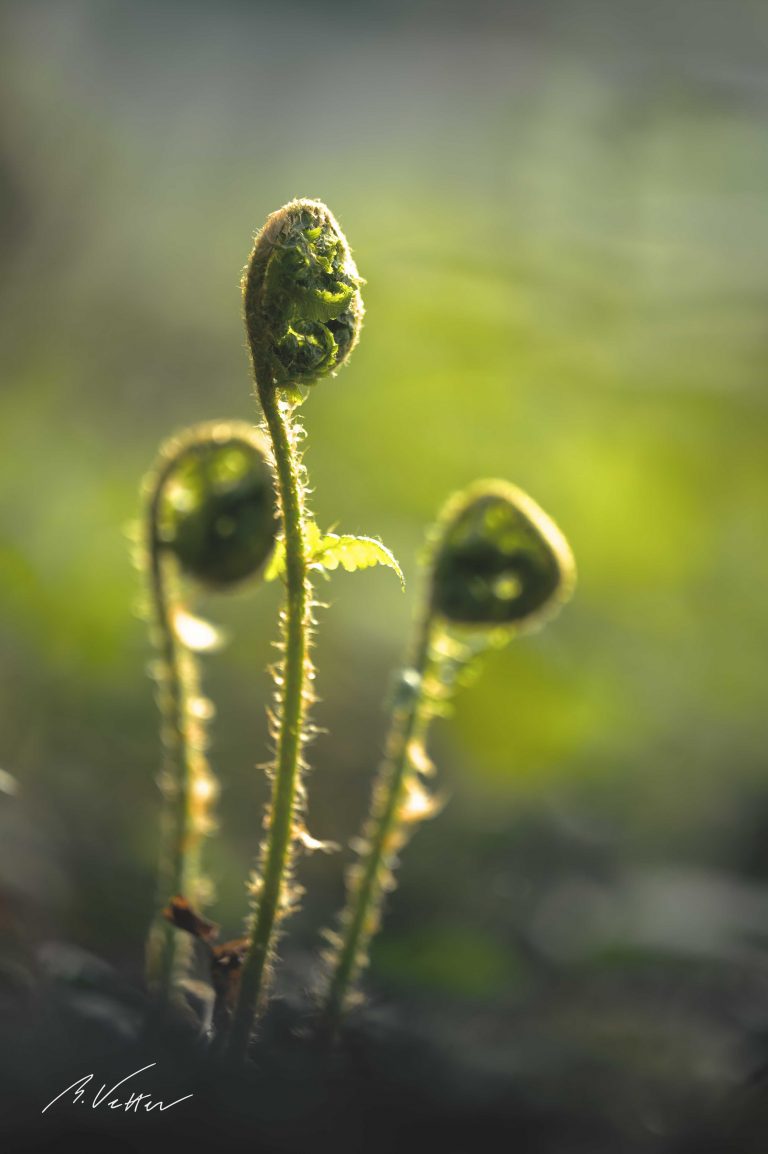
42;1062;193;1115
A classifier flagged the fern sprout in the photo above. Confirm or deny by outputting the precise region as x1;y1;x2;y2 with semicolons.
141;420;277;1005
321;480;576;1030
228;199;366;1059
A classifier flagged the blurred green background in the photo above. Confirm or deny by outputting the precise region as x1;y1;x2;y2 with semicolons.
1;0;767;1062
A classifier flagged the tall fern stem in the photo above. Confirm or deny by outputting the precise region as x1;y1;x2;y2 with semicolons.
141;423;277;1007
145;458;209;1002
227;383;312;1060
227;199;364;1059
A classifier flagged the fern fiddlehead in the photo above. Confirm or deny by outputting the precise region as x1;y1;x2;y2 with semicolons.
321;480;576;1029
228;199;364;1059
141;421;277;1004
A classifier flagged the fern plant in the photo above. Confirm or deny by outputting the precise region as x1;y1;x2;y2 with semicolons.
135;203;575;1061
320;480;576;1029
228;199;401;1059
140;420;277;1004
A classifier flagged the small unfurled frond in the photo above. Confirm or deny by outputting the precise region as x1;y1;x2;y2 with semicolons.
265;525;404;588
311;533;405;587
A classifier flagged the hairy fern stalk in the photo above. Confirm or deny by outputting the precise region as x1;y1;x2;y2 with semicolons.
321;480;577;1029
228;200;365;1059
141;422;276;1004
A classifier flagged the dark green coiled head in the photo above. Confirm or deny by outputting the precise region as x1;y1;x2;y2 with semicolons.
243;198;364;389
154;421;278;589
429;481;576;631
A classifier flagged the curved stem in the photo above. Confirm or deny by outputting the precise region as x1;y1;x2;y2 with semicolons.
322;606;435;1032
146;465;203;1002
227;372;311;1061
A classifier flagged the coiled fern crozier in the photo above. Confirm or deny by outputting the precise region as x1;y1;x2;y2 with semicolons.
228;200;367;1059
321;481;576;1030
141;421;277;1005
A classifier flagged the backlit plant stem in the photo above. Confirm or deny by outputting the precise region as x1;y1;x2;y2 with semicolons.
227;200;364;1059
142;423;276;1007
146;458;204;1002
228;373;311;1060
322;605;434;1030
